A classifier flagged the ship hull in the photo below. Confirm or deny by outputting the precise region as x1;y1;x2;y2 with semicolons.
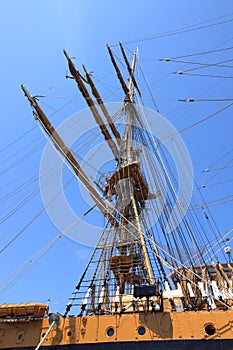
1;310;233;349
4;339;233;350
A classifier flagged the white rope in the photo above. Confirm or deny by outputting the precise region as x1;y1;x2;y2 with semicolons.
34;320;55;350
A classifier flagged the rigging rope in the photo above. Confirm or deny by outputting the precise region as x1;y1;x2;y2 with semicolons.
180;98;233;102
176;102;233;135
174;72;233;79
162;58;233;69
192;194;233;208
0;234;62;294
201;178;233;188
167;45;233;60
0;174;74;254
0;127;37;153
118;14;233;45
202;158;233;186
34;321;56;350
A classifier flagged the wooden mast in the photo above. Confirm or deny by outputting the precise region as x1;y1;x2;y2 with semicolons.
107;45;155;286
131;195;154;283
125;48;154;284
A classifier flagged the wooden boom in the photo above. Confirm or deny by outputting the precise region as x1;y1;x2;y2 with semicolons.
21;85;116;222
119;42;141;97
63;50;120;161
82;64;122;148
106;44;130;100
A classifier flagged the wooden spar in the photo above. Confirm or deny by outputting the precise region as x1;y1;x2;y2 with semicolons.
127;49;137;95
21;84;116;223
63;50;120;161
124;48;138;154
106;45;130;100
131;195;154;284
126;51;154;283
119;42;141;97
82;64;122;148
107;45;142;124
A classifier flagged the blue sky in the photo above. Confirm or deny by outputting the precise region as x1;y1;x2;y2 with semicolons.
0;1;232;313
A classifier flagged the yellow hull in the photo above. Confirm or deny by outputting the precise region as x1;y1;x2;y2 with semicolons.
0;309;233;348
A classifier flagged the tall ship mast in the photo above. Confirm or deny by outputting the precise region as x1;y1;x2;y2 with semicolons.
0;44;233;349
